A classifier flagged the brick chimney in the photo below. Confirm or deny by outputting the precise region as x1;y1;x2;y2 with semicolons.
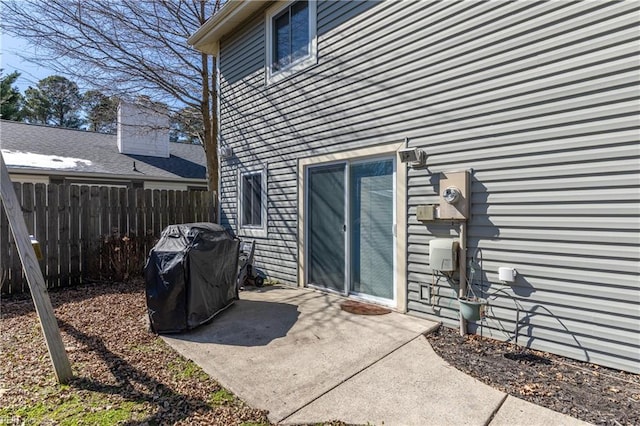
117;101;170;158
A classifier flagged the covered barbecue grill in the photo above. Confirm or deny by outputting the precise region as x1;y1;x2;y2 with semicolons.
144;222;240;333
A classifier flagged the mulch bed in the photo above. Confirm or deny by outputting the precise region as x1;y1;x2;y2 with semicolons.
426;326;640;426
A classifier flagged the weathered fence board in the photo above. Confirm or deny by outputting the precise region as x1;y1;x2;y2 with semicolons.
47;184;59;288
144;190;152;235
23;183;35;234
58;185;70;288
69;186;80;286
35;184;47;275
160;190;168;231
0;198;9;294
100;187;109;237
192;191;201;223
80;186;90;277
10;183;24;291
110;187;119;236
1;183;215;294
183;189;192;223
118;188;127;232
143;189;153;256
175;191;184;225
152;190;161;236
127;187;137;236
168;190;176;226
89;186;100;275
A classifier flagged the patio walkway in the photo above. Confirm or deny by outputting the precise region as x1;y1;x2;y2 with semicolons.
163;286;591;425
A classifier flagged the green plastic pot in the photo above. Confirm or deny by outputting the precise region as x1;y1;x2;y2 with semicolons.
458;297;487;321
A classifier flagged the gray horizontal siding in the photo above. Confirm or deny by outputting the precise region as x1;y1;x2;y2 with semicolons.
218;0;640;373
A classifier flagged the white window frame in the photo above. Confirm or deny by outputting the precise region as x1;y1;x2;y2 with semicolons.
237;166;268;238
265;0;318;85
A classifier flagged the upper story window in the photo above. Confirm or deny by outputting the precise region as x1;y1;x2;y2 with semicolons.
266;0;317;84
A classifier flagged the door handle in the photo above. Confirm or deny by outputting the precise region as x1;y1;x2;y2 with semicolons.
343;224;346;232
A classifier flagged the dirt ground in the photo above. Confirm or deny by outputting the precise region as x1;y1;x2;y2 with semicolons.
426;326;640;426
0;280;270;425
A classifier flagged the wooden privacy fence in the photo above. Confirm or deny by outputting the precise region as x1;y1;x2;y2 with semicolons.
1;183;216;294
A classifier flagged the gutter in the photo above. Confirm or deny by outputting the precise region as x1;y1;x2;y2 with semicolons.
7;167;207;184
187;0;266;55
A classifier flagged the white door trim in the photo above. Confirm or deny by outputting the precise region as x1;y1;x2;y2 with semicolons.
297;141;408;312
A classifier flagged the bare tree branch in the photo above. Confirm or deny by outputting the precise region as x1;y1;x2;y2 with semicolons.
1;0;222;191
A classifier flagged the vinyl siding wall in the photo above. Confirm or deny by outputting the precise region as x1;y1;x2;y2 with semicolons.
218;0;640;373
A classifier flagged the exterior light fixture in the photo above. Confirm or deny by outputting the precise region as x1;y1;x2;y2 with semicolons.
398;147;427;168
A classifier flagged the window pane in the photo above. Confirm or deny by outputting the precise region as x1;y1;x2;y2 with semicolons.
308;163;345;292
273;12;290;71
241;175;252;225
290;1;309;62
350;159;394;300
251;174;262;225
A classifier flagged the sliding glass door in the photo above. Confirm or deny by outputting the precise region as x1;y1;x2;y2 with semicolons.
306;157;395;304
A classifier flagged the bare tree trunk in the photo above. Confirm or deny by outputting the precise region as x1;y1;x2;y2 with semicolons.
201;52;218;193
198;0;218;194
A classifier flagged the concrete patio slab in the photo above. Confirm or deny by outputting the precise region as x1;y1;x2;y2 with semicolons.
489;396;592;426
162;286;439;423
283;336;506;425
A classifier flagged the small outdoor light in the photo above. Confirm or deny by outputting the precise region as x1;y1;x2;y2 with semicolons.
398;147;427;168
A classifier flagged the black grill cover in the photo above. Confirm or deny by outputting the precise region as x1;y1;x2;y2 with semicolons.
144;223;240;333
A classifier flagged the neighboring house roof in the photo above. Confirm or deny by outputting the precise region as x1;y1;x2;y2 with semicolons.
0;120;207;181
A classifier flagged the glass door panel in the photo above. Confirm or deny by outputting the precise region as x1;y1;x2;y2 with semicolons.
307;163;345;293
349;159;394;300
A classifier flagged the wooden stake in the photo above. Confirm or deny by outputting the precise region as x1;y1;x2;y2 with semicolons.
1;154;72;384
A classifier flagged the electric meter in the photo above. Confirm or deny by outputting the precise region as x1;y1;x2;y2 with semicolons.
442;186;461;204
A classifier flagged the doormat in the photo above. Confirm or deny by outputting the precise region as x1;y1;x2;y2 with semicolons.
340;300;391;315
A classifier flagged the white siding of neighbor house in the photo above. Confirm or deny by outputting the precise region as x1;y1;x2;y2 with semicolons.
218;0;639;373
6;174;50;185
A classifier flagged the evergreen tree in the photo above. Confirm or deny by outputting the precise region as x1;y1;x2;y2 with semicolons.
0;70;23;120
22;75;82;128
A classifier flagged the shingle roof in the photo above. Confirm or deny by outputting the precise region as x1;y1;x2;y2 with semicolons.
0;120;207;180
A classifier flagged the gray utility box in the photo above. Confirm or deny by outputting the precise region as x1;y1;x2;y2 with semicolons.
429;238;459;272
